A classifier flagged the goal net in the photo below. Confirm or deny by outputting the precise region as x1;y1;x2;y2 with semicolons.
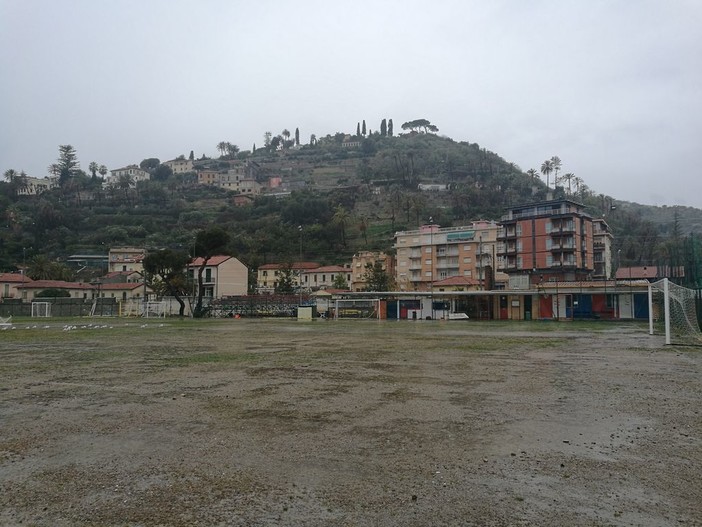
143;301;166;318
31;301;51;318
334;299;381;319
649;279;702;345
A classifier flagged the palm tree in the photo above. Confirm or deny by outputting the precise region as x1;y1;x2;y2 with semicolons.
98;165;108;179
216;141;228;158
540;160;553;188
550;156;562;186
3;168;17;182
282;129;291;148
28;255;53;280
332;205;350;247
15;171;29;195
88;161;99;180
562;173;575;194
526;168;538;181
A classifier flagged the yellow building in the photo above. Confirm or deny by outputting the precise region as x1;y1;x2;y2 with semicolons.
351;251;394;291
394;221;500;291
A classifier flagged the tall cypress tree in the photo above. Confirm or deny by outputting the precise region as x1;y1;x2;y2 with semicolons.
362;120;367;136
380;118;387;136
295;127;300;146
388;119;394;137
356;122;361;136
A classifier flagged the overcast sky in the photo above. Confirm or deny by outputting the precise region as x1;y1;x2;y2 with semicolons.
1;0;701;208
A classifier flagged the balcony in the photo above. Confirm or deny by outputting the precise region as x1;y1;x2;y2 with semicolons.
549;226;576;236
550;243;576;252
436;261;460;270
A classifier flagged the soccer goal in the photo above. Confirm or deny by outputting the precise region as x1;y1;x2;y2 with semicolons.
143;301;166;318
649;278;702;345
334;299;381;319
31;301;51;318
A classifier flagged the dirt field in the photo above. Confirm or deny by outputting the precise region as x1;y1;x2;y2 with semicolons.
1;319;700;526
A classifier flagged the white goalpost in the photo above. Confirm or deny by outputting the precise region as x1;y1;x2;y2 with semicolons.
143;301;166;318
334;299;381;320
31;301;51;318
649;278;702;345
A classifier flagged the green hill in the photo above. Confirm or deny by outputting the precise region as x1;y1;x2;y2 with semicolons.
2;131;702;286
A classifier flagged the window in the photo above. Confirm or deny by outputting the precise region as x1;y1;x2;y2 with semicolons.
425;271;432;277
464;245;471;251
463;257;472;264
425;247;432;253
464;270;472;277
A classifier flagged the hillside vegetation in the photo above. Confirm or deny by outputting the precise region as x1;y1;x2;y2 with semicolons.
2;129;702;286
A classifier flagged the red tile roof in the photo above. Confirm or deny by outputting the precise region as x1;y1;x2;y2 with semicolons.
99;283;145;291
432;276;480;287
16;280;93;290
189;255;232;267
303;265;348;273
0;273;32;284
258;262;320;271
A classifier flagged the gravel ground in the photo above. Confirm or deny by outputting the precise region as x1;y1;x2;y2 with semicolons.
0;319;700;526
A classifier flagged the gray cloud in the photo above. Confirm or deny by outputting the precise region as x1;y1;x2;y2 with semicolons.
1;0;700;207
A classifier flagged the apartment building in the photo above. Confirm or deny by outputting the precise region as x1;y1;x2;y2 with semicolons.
301;265;351;291
497;199;594;286
108;247;145;274
350;251;394;291
393;221;500;292
592;218;614;279
256;262;320;294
